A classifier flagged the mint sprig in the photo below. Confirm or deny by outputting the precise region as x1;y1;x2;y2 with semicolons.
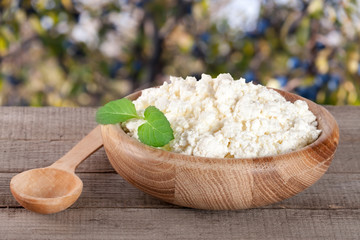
138;106;174;147
95;98;139;124
96;98;174;147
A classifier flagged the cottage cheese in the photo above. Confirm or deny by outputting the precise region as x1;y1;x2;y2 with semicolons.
123;74;321;158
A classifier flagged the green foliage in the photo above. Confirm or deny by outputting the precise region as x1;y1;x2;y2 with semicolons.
96;98;139;124
0;0;360;106
138;106;174;148
96;98;174;147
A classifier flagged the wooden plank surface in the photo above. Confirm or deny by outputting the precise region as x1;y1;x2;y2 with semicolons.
1;138;359;173
1;172;359;209
1;208;359;240
1;106;360;173
0;107;97;141
1;106;360;239
1;106;359;142
0;140;113;173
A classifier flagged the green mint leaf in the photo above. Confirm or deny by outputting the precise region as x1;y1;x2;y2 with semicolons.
96;98;139;124
138;106;174;147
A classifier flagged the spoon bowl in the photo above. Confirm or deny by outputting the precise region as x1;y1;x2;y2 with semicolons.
10;126;103;214
10;168;83;214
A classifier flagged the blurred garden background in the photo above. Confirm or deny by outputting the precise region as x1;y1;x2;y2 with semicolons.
0;0;359;106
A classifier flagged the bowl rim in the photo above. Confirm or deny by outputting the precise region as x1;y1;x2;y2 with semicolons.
103;87;339;165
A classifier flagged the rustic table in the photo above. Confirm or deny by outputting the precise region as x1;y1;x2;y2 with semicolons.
1;107;359;239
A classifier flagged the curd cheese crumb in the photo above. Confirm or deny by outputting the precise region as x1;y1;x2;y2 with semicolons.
123;74;321;158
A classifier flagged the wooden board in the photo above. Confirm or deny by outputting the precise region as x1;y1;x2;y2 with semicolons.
0;107;359;174
1;173;360;209
1;208;359;240
0;140;113;173
0;107;97;141
1;106;360;239
1;106;359;142
1;137;359;174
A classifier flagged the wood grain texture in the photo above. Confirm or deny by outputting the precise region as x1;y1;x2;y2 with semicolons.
9;126;103;214
1;172;359;209
0;106;357;142
10;168;83;214
0;106;359;239
1;138;360;173
102;90;339;210
0;107;97;140
0;139;112;173
1;106;358;173
1;208;359;240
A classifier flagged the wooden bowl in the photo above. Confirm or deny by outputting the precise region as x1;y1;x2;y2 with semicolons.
101;89;339;210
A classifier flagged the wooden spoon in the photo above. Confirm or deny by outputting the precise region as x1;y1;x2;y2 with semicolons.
10;125;103;214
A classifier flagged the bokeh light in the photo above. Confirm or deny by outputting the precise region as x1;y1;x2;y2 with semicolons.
0;0;359;106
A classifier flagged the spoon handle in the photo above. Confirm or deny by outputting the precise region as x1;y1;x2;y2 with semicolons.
50;125;103;172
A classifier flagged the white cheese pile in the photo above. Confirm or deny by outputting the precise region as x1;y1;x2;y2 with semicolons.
123;74;321;158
